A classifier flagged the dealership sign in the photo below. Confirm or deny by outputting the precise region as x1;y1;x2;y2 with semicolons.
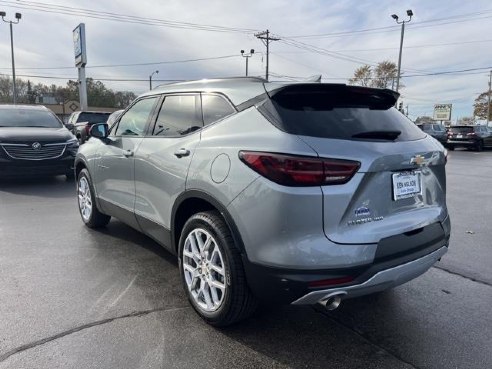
433;104;452;121
73;23;87;67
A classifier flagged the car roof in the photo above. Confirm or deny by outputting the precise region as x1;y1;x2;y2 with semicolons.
144;77;268;106
0;104;50;111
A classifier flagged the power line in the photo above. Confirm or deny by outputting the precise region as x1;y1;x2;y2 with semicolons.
284;8;492;39
0;0;258;33
0;54;240;70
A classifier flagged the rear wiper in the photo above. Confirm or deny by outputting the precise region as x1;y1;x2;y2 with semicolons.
352;130;401;141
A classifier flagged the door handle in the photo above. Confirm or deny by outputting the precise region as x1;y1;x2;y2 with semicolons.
123;150;134;157
174;148;190;158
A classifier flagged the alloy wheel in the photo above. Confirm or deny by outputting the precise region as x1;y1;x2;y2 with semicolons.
182;228;226;312
78;176;93;221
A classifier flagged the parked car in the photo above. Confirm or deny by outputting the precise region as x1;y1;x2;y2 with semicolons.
416;122;448;146
0;104;78;178
67;111;112;144
75;78;450;326
447;125;492;151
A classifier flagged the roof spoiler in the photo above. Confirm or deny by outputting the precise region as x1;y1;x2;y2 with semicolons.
266;84;399;110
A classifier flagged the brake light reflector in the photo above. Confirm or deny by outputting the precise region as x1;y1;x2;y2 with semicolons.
308;276;355;288
239;151;360;186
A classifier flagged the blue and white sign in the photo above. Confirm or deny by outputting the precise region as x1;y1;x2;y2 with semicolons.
73;23;87;67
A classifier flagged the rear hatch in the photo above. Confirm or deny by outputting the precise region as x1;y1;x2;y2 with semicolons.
260;84;447;244
448;126;474;142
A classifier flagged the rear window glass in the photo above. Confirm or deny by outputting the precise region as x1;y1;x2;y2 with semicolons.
449;127;473;134
259;88;425;141
0;109;62;128
77;112;110;124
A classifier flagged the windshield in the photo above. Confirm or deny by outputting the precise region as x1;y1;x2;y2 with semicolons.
77;112;110;124
0;109;63;128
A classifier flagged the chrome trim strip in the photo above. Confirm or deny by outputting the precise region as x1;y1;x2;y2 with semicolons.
291;246;447;305
0;143;30;147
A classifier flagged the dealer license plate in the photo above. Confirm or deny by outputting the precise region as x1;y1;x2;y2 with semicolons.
392;171;422;201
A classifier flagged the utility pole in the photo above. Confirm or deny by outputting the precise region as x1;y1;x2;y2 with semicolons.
487;70;491;127
254;30;280;81
240;49;254;76
1;11;22;104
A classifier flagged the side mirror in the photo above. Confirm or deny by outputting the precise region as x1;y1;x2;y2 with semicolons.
90;123;109;139
65;123;75;131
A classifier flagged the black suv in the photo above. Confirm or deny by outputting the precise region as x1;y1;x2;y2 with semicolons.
416;123;447;145
0;105;79;178
447;125;492;151
67;111;112;144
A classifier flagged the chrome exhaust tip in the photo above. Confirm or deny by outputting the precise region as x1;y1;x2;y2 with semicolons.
318;292;346;311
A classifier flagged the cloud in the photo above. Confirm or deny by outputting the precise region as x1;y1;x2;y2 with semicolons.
0;0;490;120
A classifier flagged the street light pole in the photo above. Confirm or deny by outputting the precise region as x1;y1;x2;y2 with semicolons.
391;10;413;94
240;49;254;76
1;11;22;104
149;70;159;90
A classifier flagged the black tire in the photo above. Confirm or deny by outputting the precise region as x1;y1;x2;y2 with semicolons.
77;168;111;228
447;145;455;151
178;211;257;327
476;140;484;152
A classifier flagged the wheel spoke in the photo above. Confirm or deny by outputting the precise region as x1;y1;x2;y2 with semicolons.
195;230;206;252
201;282;213;310
208;279;225;291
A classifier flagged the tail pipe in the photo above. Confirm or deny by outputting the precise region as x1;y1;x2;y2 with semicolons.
318;292;347;311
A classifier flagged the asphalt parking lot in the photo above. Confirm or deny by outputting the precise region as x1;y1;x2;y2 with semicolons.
0;149;491;369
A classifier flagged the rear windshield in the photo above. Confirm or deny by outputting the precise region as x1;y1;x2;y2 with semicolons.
449;127;473;134
0;109;62;128
433;124;445;132
259;87;425;142
77;112;110;124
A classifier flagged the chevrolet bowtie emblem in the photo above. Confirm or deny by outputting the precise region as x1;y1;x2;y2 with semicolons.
410;155;425;166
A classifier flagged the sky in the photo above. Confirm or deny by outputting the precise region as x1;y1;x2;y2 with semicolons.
0;0;491;121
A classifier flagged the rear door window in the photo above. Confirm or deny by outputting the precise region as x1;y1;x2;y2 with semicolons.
153;94;202;136
259;86;425;142
77;112;110;124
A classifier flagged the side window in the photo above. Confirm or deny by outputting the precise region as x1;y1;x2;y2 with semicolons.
202;94;236;126
114;97;157;136
153;95;202;136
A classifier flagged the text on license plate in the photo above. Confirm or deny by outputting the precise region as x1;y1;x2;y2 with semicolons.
392;171;422;201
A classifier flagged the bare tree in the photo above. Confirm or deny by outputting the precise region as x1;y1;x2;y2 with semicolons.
348;61;399;90
348;65;372;87
473;91;491;120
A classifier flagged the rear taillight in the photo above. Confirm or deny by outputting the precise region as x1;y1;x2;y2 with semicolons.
239;151;360;186
85;124;91;135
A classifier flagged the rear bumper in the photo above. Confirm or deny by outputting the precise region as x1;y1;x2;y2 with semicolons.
292;246;446;305
447;139;477;147
243;217;450;305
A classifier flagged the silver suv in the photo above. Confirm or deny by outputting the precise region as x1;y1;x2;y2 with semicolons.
75;78;450;326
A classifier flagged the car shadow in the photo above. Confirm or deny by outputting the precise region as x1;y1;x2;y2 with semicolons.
0;175;75;198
